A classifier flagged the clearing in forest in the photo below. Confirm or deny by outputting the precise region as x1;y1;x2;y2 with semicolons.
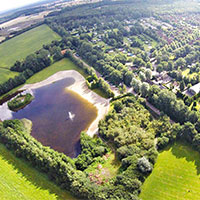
140;142;200;200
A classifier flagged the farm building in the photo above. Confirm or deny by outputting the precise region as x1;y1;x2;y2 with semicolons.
189;83;200;95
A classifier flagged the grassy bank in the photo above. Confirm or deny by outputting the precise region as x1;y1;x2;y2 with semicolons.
26;58;88;84
140;142;200;200
0;144;76;200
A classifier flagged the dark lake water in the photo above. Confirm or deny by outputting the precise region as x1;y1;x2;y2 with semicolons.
0;78;97;157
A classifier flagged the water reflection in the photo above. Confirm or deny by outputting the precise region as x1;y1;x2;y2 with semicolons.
0;78;97;158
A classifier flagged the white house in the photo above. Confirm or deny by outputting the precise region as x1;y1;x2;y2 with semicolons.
189;83;200;95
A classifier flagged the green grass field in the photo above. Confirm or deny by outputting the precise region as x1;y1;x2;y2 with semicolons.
0;144;76;200
140;142;200;200
26;58;88;84
0;68;18;84
0;24;60;69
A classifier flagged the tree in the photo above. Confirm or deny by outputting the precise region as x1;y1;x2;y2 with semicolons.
181;122;198;142
137;157;152;174
131;78;141;94
52;46;63;61
141;82;150;97
124;71;133;86
156;64;163;73
175;57;186;69
145;69;152;80
109;70;123;85
180;80;185;91
167;61;174;71
139;71;146;82
146;62;152;70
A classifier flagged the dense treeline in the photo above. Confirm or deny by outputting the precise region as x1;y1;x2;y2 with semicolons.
0;69;33;96
147;86;199;124
11;49;51;72
99;96;158;197
11;40;63;72
131;80;200;150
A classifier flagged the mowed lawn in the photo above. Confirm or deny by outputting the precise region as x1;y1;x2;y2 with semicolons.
140;142;200;200
26;58;87;84
0;68;18;84
0;24;60;69
0;143;76;200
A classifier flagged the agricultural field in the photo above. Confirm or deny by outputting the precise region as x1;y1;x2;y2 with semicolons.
0;68;18;84
0;24;60;69
140;142;200;200
0;143;76;200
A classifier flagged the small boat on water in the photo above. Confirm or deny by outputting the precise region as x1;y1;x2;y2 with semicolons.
68;111;75;121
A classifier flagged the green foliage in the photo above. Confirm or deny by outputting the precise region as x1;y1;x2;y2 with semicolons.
75;132;109;170
99;96;158;198
8;93;34;111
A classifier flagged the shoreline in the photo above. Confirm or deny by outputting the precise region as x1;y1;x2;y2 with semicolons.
20;70;110;136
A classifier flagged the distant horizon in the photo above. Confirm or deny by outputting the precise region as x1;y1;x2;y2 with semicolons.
0;0;43;13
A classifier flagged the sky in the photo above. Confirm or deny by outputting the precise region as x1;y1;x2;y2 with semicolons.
0;0;42;13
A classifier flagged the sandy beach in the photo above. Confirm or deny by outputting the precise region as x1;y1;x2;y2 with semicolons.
21;70;110;136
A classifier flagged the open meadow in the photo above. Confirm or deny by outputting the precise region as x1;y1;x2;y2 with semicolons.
0;24;60;69
140;142;200;200
0;143;76;200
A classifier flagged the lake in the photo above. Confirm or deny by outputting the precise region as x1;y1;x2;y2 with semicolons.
0;78;97;157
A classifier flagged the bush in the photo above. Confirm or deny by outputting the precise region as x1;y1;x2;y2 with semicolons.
8;93;34;111
137;157;152;174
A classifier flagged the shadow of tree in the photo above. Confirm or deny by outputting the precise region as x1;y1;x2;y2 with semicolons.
170;141;200;175
0;144;76;200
